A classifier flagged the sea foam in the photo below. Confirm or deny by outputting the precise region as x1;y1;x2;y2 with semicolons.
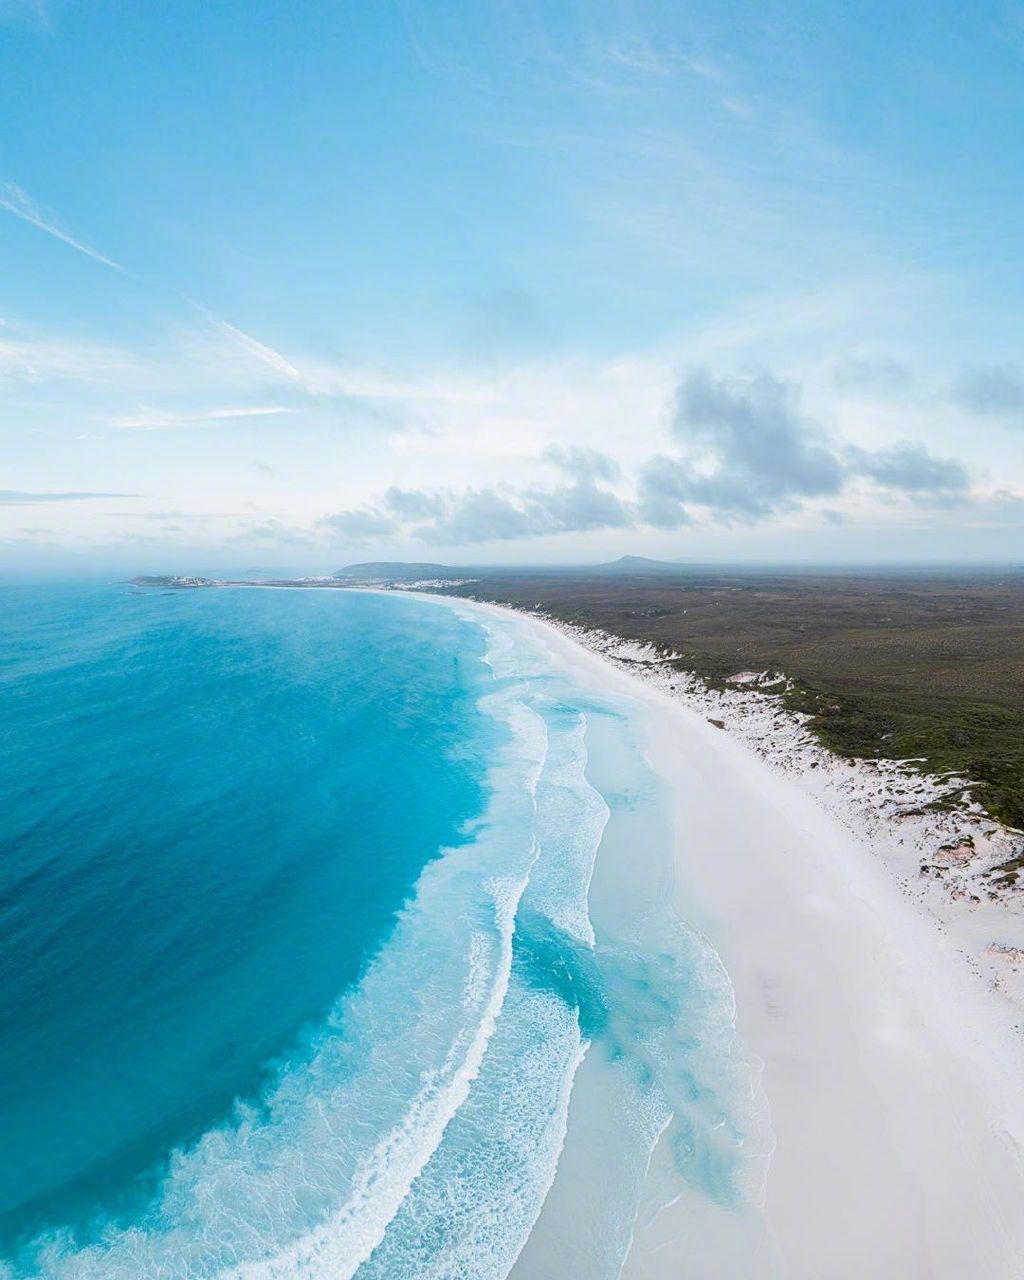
6;591;770;1280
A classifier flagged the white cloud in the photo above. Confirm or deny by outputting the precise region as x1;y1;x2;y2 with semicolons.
181;297;306;386
111;406;296;431
0;181;124;271
0;331;143;384
952;364;1024;424
0;489;141;505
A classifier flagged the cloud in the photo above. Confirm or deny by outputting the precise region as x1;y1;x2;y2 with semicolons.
542;444;621;484
180;296;306;386
421;483;631;544
635;455;695;529
952;364;1024;422
240;518;313;545
420;489;542;543
0;180;305;399
318;508;399;538
203;316;304;385
318;365;982;548
332;476;632;545
0;331;142;384
833;357;914;396
636;367;976;526
110;509;240;521
0;489;140;504
111;405;296;430
848;442;970;501
0;185;310;406
521;479;631;534
382;487;449;520
605;39;723;82
660;368;846;521
0;181;124;271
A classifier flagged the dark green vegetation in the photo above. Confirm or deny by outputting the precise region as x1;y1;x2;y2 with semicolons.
439;568;1024;830
335;562;455;581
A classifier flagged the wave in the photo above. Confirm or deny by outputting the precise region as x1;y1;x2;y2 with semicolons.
352;660;612;1279
11;631;550;1280
7;597;772;1280
229;876;527;1280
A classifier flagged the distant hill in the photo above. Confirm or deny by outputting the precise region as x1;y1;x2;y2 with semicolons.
592;555;691;574
334;561;457;582
335;556;699;581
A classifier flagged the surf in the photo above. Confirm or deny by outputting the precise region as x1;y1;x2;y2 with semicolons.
1;586;772;1280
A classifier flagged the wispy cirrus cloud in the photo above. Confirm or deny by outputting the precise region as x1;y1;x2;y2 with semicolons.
180;295;306;385
0;180;308;395
111;405;297;431
0;489;141;504
0;330;144;384
0;181;124;271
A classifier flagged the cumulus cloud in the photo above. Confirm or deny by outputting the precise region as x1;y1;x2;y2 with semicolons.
328;472;631;546
419;480;631;544
675;369;846;508
848;442;970;501
635;455;694;529
316;367;980;547
637;368;975;526
381;486;449;520
542;444;621;484
421;489;542;543
952;364;1024;422
635;369;846;524
319;508;398;538
525;479;630;531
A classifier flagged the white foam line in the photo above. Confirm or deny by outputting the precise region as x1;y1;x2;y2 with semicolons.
224;703;549;1280
541;713;607;949
225;881;528;1280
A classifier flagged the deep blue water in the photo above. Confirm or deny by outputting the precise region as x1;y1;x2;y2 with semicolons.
0;583;767;1280
0;584;495;1256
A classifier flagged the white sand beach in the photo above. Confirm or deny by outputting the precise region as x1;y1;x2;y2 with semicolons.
472;599;1024;1280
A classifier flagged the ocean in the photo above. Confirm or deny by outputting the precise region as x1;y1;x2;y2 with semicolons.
0;583;769;1278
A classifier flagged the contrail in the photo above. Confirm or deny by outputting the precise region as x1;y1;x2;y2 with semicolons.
0;180;125;271
1;178;306;385
181;295;306;384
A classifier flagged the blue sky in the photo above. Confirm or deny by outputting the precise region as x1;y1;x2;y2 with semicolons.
2;0;1023;570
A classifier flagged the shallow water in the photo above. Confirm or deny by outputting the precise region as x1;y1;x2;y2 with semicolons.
0;584;770;1278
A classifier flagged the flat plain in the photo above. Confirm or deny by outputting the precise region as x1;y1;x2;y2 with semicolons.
443;567;1024;830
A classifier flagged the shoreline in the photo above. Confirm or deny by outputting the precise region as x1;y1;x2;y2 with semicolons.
439;593;1024;1022
154;580;1024;1275
441;593;1024;1279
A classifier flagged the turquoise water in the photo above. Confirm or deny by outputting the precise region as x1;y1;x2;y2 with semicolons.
0;583;767;1278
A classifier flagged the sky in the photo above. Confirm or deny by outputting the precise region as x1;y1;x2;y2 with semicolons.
2;0;1023;572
